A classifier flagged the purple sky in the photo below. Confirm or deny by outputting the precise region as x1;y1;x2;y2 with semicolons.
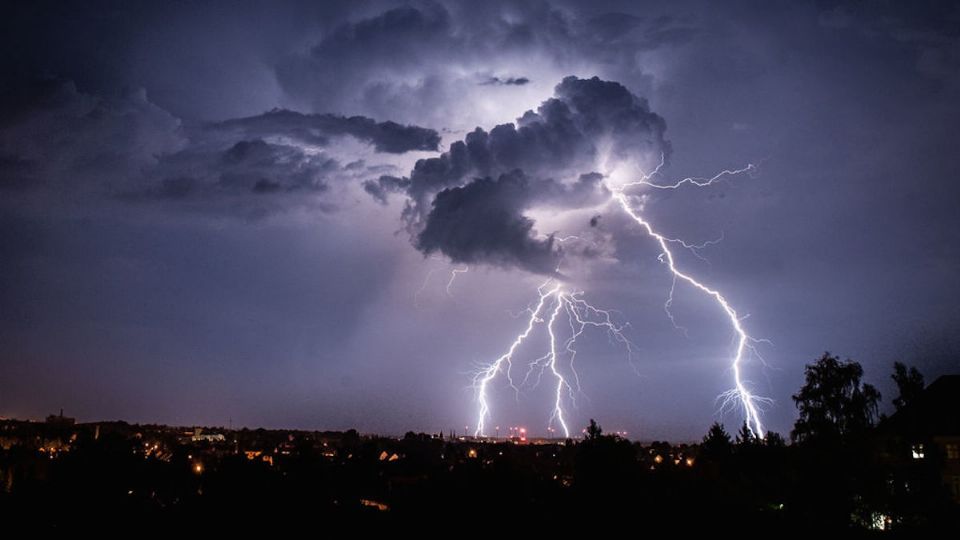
1;0;958;440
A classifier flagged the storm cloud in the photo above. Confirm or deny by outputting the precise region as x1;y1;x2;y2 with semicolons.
275;3;694;132
383;75;668;275
209;109;441;154
0;78;439;218
416;170;561;275
480;76;531;86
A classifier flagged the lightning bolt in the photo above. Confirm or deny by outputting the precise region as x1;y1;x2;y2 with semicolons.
446;265;469;297
413;255;449;308
473;281;635;439
470;155;769;439
543;291;570;437
620;153;758;190
473;280;560;438
610;158;769;437
413;267;438;308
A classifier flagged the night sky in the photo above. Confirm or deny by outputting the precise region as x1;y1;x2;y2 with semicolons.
2;0;958;440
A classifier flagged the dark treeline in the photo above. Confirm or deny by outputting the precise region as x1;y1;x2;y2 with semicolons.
0;352;957;533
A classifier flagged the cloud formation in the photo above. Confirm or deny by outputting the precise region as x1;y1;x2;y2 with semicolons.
416;170;561;275
0;78;439;218
377;75;669;275
275;3;694;132
210;109;440;154
480;76;531;86
0;79;184;193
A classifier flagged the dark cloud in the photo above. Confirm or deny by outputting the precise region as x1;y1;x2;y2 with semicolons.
411;168;612;275
480;76;531;86
210;109;440;154
0;78;437;219
416;170;561;276
379;75;667;275
401;76;668;218
412;164;614;274
0;79;184;193
362;175;410;205
120;138;339;219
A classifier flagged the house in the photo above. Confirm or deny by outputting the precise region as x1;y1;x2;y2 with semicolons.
876;375;960;502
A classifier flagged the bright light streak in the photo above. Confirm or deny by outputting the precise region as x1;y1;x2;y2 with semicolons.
447;266;469;297
610;158;769;437
473;281;635;439
544;291;569;437
619;153;758;191
473;281;560;438
470;153;769;439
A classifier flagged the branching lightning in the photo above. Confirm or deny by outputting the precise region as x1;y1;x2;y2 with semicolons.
473;281;561;437
413;267;438;308
414;261;469;307
620;153;758;191
472;280;635;439
610;155;769;437
469;154;770;440
447;266;469;297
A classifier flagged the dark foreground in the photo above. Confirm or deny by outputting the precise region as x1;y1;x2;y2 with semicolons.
1;417;957;534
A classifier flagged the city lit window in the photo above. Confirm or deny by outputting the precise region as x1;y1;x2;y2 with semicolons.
911;444;925;459
946;443;959;460
870;513;892;531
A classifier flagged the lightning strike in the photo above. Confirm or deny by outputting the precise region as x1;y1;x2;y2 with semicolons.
413;267;438;308
620;153;758;191
413;256;448;308
473;281;560;438
544;292;570;437
447;266;469;297
610;161;768;437
471;155;768;439
473;281;635;439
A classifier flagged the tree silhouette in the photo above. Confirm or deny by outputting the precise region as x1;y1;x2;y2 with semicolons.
791;352;881;444
763;431;785;448
700;422;732;460
585;418;603;441
735;421;759;447
574;418;636;500
891;361;924;412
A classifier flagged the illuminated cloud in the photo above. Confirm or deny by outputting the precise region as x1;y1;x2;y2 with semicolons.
379;75;669;275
